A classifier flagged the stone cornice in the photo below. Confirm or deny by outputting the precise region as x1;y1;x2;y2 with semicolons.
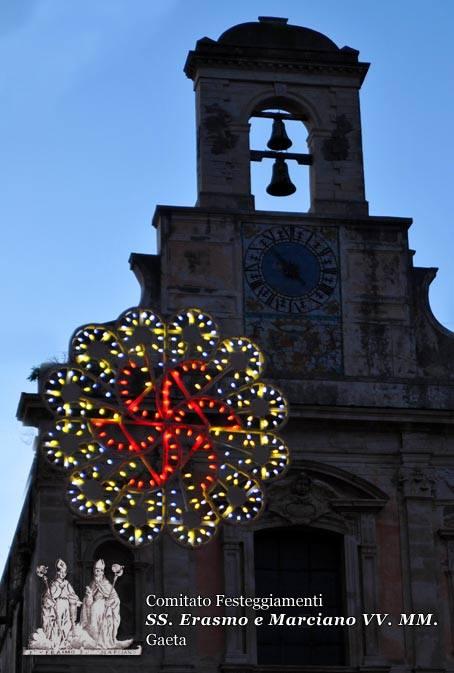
151;204;412;230
17;392;454;429
186;54;369;82
438;527;454;540
184;42;369;85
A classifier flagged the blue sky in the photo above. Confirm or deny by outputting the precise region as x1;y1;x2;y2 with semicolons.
1;0;453;572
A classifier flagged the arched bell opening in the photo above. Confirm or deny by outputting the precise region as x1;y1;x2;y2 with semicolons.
249;102;311;212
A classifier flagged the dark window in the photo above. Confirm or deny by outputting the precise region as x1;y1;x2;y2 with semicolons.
254;527;345;665
92;540;135;640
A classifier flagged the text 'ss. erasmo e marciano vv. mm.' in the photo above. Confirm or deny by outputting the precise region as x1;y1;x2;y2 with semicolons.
144;594;438;647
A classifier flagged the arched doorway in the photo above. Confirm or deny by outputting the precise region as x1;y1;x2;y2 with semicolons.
254;526;345;665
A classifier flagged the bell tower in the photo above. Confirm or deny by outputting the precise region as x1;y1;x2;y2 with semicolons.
142;21;454;668
184;16;369;215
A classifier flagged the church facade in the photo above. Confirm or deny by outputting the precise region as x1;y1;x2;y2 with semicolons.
1;17;454;673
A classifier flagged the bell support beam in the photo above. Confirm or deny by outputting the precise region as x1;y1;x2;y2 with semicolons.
250;150;312;165
251;112;308;122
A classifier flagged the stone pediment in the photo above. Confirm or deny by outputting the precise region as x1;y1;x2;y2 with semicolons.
265;461;388;529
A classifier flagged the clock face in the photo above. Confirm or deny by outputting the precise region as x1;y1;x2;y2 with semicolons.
244;225;338;313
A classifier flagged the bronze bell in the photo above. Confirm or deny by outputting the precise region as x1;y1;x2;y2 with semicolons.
267;117;292;151
266;158;296;197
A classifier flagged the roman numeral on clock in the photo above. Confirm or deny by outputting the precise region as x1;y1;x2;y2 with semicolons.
244;224;339;314
317;283;334;296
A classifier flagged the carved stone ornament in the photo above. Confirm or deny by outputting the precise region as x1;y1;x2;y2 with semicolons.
322;114;353;161
266;469;344;527
398;465;435;498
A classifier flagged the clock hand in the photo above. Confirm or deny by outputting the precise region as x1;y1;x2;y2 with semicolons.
271;249;306;287
271;248;287;266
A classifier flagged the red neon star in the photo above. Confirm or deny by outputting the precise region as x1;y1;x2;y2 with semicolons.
90;359;242;492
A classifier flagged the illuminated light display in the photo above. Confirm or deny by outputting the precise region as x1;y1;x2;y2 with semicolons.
39;307;290;548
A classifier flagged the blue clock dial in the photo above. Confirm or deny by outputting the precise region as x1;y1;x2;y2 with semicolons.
261;242;321;298
244;225;338;314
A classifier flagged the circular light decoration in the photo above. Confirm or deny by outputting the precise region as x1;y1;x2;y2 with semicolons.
39;307;290;548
